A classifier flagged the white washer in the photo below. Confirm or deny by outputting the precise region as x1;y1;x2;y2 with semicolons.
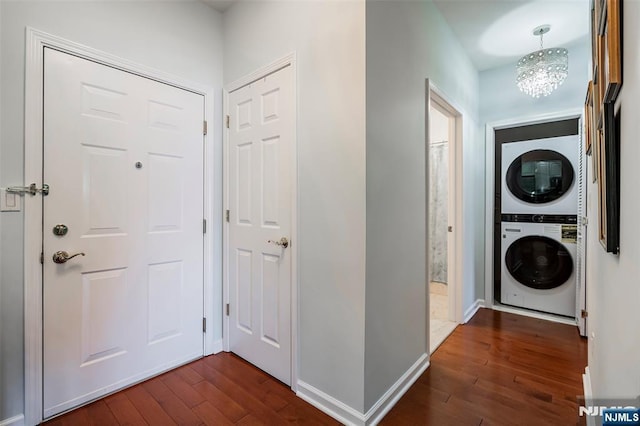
500;221;576;317
501;135;579;215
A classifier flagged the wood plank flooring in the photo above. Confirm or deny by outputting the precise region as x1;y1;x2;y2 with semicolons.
43;354;338;426
382;308;588;426
44;308;587;425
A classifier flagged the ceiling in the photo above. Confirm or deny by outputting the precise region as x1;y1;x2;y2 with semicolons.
203;0;236;13
432;0;589;71
202;0;589;72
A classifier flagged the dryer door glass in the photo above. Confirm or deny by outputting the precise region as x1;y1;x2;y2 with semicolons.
505;236;573;290
506;149;574;204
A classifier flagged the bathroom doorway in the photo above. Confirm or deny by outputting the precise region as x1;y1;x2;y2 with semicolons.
428;93;459;353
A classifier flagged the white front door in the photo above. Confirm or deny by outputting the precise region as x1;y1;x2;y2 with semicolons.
43;48;205;417
227;65;293;385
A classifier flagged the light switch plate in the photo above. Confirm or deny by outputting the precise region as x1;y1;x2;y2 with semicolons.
1;188;21;212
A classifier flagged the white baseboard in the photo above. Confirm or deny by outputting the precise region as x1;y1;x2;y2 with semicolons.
0;414;24;426
296;354;430;426
364;354;430;425
211;339;224;354
463;299;484;323
491;304;577;326
296;381;365;426
582;367;596;426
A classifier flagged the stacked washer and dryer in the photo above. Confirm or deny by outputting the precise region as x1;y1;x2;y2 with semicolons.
499;135;579;318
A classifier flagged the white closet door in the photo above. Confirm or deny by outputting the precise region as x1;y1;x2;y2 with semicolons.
228;65;294;385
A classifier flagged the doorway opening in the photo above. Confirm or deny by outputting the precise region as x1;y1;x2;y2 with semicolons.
428;89;460;353
483;111;585;331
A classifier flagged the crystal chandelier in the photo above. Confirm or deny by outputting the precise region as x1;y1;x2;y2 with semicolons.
516;25;569;98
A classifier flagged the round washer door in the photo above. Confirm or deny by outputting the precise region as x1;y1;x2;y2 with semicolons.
505;235;573;290
506;149;574;204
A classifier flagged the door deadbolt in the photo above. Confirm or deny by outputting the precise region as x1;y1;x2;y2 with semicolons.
53;224;68;236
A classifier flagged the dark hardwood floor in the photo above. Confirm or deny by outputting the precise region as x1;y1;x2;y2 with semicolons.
382;308;588;426
44;308;587;425
44;353;338;426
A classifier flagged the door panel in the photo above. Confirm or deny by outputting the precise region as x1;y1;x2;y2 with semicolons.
261;253;281;347
80;268;128;365
82;146;128;234
228;66;293;385
236;248;254;332
43;48;204;417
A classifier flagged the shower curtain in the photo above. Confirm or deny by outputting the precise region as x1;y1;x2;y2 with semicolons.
429;140;448;284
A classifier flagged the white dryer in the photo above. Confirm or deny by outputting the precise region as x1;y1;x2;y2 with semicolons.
501;135;579;215
500;220;577;317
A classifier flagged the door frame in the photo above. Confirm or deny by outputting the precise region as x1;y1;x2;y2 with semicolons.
426;81;464;326
483;108;582;325
222;53;298;391
576;115;588;336
23;28;218;425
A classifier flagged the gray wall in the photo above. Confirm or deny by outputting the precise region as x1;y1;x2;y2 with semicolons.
586;0;640;403
365;0;482;411
0;2;224;420
223;1;367;411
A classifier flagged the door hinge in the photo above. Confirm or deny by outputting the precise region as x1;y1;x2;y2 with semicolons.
581;309;588;318
225;209;230;222
202;317;207;332
226;303;230;316
581;216;589;226
226;115;230;129
40;252;44;264
203;120;208;136
448;226;453;233
203;219;207;234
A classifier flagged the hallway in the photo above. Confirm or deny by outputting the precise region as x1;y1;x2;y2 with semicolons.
383;309;587;425
46;309;587;425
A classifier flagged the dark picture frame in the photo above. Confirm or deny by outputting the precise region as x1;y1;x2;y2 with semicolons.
590;0;622;254
598;103;620;254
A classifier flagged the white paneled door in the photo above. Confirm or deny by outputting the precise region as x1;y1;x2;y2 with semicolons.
43;48;204;418
228;65;293;385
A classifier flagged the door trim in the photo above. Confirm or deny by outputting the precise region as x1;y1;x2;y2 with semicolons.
23;27;218;425
426;81;464;330
222;53;298;391
483;108;582;314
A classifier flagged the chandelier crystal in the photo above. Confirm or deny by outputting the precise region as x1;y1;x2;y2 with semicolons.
516;25;568;98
